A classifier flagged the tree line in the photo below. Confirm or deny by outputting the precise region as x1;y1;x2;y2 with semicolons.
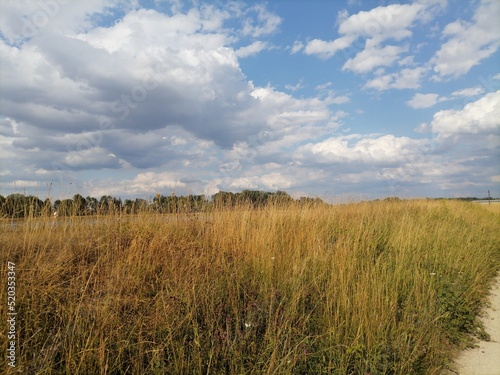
0;190;327;218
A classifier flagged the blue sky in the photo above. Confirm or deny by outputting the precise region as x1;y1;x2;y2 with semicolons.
0;0;499;201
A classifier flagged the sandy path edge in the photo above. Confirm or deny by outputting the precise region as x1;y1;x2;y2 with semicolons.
443;275;500;375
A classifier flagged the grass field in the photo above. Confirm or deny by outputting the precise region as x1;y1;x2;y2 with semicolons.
478;201;500;214
1;199;499;374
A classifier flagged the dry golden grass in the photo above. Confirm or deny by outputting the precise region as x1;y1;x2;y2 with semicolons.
1;199;499;374
478;202;500;214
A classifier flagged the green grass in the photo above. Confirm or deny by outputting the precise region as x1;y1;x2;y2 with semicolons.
1;200;499;374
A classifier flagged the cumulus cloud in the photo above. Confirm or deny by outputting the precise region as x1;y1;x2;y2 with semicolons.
429;91;500;137
0;5;330;155
407;93;441;108
365;67;427;91
236;41;267;57
0;2;343;198
241;4;282;38
432;0;500;78
0;0;497;199
0;0;134;44
304;0;445;72
304;36;355;59
83;171;187;198
343;43;408;73
297;134;431;166
407;86;487;109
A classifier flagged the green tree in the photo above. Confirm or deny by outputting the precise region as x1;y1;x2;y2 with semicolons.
57;199;74;216
54;199;61;212
73;194;86;216
86;196;98;214
134;198;149;213
212;191;236;208
99;196;111;214
5;194;28;218
0;195;6;217
42;198;52;217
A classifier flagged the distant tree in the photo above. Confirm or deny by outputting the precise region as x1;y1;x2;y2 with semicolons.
124;199;133;214
134;198;149;213
188;194;208;212
270;190;293;205
86;196;98;214
98;196;122;214
57;199;74;216
384;197;401;202
5;194;28;218
213;191;237;207
54;199;61;212
99;196;111;214
42;198;52;217
0;189;328;217
28;196;44;216
73;194;86;216
0;195;5;217
298;196;325;207
112;197;123;213
240;190;263;206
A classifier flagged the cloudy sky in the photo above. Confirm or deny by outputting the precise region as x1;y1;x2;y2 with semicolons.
0;0;499;201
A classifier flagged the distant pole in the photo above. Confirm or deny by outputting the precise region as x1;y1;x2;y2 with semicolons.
488;190;491;205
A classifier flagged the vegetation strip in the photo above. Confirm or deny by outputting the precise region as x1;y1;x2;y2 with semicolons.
1;199;498;374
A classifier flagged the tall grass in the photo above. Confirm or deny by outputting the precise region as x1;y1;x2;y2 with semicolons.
1;200;499;374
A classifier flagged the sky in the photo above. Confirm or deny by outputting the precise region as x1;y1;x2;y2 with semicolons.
0;0;499;201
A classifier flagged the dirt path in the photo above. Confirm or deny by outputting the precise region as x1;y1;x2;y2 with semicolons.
447;276;500;375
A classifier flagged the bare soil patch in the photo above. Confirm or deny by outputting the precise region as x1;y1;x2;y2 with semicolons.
446;276;500;375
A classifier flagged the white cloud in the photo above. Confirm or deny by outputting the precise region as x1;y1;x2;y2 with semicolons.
304;36;355;59
316;82;333;90
0;0;133;44
1;1;498;200
430;91;500;137
326;95;350;105
304;0;445;72
343;43;408;73
228;172;293;191
365;67;427;91
337;3;420;41
236;41;267;57
284;80;304;92
241;4;282;38
63;147;121;170
451;87;485;97
0;3;339;186
290;40;304;54
407;86;487;109
84;171;187;198
407;93;440;109
432;0;500;78
297;134;430;166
